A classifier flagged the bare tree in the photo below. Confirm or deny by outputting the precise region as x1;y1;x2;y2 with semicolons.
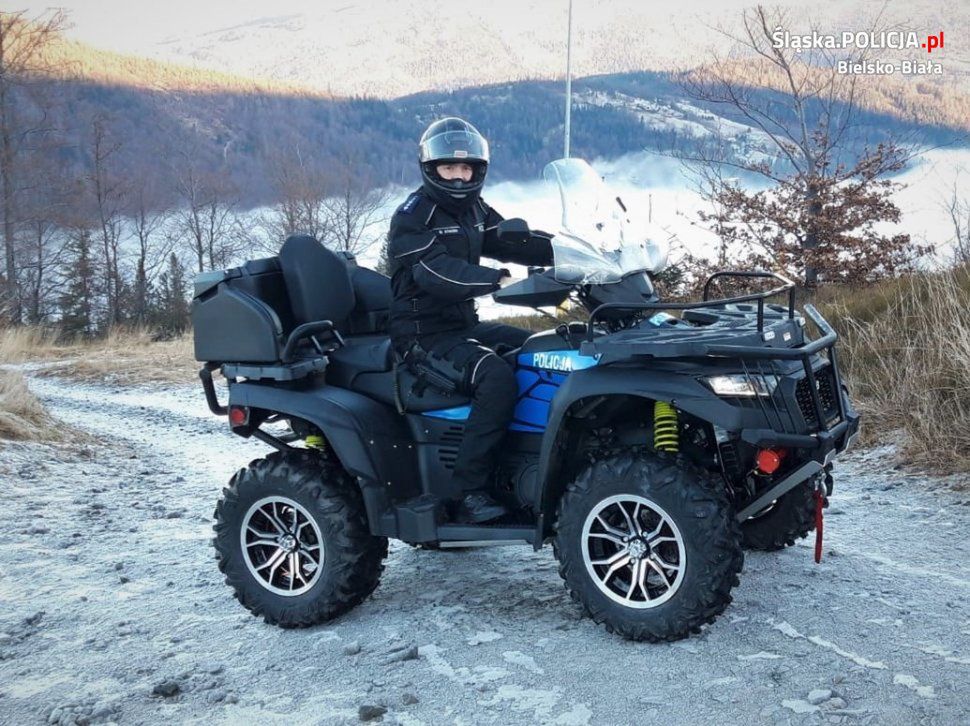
260;143;330;251
86;116;128;324
322;149;391;257
669;5;926;287
129;177;175;324
174;155;243;272
19;181;70;324
12;128;72;324
945;175;970;266
21;218;69;324
0;9;67;324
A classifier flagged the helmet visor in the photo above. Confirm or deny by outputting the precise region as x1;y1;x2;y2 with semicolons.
419;130;489;164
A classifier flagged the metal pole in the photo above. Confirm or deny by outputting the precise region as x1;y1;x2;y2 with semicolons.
564;0;573;158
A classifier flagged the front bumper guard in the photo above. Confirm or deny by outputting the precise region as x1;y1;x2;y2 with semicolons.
733;410;859;522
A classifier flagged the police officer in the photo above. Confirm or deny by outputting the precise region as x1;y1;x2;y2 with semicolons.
387;117;554;523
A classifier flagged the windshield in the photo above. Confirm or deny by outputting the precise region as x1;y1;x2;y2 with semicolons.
542;158;668;284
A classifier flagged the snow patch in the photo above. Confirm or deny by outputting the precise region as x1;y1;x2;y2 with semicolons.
915;644;970;665
893;673;936;698
806;636;888;671
502;650;544;674
838;549;970;589
484;684;559;717
553;703;594;725
705;676;740;687
771;621;887;670
416;644;458;680
470;665;511;684
772;621;802;639
782;699;819;714
467;630;503;646
6;674;72;698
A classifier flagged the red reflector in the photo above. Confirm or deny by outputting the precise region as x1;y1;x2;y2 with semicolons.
229;406;248;426
756;448;784;474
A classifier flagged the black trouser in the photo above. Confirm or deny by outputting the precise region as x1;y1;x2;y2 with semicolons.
394;321;530;495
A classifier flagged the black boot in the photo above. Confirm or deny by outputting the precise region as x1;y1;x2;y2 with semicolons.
456;492;508;523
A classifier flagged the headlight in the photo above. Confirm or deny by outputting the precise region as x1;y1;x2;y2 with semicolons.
704;374;777;397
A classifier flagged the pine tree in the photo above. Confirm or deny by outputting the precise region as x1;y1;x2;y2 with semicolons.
152;252;189;335
375;234;391;277
59;228;98;337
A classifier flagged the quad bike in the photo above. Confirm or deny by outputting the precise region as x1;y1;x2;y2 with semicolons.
191;158;859;641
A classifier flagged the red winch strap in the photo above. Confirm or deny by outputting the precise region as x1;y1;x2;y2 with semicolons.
814;489;825;564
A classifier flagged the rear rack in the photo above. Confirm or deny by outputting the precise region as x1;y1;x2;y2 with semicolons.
583;270;848;443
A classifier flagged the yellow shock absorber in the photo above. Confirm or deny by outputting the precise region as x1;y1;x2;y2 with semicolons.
305;434;326;451
653;401;679;452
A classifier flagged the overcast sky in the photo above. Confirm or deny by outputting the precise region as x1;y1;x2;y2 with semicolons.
15;0;774;54
15;1;318;50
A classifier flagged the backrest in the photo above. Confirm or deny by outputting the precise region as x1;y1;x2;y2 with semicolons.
349;265;392;312
345;265;391;335
279;235;355;327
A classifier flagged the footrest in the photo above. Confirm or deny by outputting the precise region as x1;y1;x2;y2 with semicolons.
394;494;442;542
435;524;535;544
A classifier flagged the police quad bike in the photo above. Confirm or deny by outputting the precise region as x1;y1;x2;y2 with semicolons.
192;158;859;641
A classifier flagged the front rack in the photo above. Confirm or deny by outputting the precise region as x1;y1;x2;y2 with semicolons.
586;270;796;338
583;270;848;442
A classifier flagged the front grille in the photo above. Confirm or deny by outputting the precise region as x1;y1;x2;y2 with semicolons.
718;441;743;479
795;367;840;428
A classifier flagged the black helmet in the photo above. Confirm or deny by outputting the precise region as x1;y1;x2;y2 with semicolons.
418;117;489;206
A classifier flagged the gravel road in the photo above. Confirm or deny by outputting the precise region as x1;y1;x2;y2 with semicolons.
1;374;968;725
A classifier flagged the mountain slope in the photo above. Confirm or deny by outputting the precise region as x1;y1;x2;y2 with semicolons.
141;0;969;98
16;33;968;212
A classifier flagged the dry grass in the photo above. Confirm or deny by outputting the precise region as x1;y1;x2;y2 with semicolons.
37;329;198;386
0;325;65;363
817;266;970;472
0;326;198;385
0;368;69;442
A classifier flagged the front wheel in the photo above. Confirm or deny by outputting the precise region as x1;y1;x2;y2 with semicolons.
553;453;742;642
213;451;388;628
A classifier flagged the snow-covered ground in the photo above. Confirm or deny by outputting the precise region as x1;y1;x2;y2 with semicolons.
1;374;968;724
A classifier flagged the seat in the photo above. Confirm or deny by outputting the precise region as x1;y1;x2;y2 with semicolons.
278;235;472;413
353;369;470;412
326;336;394;387
326;336;471;413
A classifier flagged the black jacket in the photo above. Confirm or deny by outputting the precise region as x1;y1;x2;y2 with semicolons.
387;187;554;342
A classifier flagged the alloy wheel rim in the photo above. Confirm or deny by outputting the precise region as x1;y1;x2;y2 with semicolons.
581;494;686;609
240;496;324;596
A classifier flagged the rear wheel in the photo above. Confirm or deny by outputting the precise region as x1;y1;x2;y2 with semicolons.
213;451;387;627
553;453;743;642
